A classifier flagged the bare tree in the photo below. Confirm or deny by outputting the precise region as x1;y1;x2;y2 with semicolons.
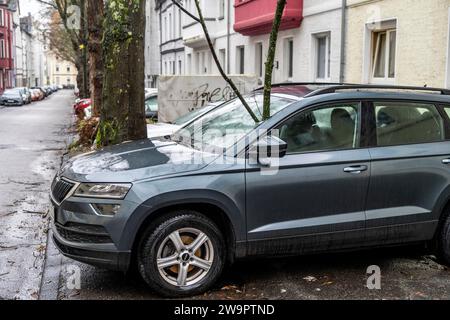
262;0;287;120
173;0;287;122
38;0;89;98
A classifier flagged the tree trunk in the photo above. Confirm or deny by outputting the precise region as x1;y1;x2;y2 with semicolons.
87;0;104;116
98;0;147;147
79;0;90;99
262;0;287;120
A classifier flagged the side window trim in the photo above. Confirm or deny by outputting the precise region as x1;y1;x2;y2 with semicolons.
362;100;376;148
370;99;446;148
273;101;363;156
437;104;450;140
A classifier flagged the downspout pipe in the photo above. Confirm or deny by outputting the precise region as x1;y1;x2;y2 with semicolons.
339;0;346;83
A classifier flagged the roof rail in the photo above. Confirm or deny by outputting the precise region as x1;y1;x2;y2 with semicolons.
304;84;450;98
253;82;351;91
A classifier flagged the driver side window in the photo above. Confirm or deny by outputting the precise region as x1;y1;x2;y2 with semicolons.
278;103;360;154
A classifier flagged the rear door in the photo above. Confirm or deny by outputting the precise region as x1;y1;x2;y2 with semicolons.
365;100;450;245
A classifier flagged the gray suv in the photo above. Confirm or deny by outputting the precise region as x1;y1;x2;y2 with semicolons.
51;84;450;297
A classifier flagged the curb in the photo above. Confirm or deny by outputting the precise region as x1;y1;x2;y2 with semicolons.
38;98;77;301
38;230;63;300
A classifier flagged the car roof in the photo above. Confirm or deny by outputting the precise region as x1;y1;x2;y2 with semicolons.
256;83;450;104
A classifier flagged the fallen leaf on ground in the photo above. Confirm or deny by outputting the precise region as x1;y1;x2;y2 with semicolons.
303;276;318;282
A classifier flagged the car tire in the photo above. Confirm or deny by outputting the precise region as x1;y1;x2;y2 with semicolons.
437;207;450;266
137;211;226;297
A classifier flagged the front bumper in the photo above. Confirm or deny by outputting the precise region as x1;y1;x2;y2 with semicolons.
1;100;22;106
50;196;133;272
52;230;131;271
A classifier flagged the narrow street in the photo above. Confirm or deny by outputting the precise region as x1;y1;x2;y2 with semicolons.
0;91;74;299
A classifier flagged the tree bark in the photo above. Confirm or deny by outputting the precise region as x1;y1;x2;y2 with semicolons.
87;0;104;116
79;0;89;99
98;0;147;147
262;0;287;120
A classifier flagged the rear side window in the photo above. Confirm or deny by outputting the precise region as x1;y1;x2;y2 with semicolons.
374;102;444;147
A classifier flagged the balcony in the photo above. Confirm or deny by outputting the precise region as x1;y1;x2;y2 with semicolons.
234;0;303;36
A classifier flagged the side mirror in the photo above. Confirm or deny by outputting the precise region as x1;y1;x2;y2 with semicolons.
250;135;288;166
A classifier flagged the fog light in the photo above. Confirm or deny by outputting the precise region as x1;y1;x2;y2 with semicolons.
93;204;121;216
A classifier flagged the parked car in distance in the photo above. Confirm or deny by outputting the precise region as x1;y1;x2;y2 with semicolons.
147;101;223;138
145;90;158;120
0;88;26;106
31;87;48;98
16;87;32;104
51;83;450;297
73;98;92;118
31;88;44;101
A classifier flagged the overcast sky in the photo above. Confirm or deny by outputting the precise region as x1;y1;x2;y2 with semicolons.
20;0;45;17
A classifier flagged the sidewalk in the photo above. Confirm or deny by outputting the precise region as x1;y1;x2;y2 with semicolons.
0;92;75;299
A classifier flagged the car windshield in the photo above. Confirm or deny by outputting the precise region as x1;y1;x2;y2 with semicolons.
173;94;295;152
174;103;220;126
145;96;158;112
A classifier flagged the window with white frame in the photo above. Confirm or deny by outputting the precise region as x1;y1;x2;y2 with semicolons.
255;42;263;79
169;13;172;40
313;32;331;81
219;49;226;72
372;29;396;81
284;38;294;80
236;46;245;74
0;9;4;27
187;53;192;74
219;0;225;19
163;16;167;43
196;52;200;74
0;40;5;59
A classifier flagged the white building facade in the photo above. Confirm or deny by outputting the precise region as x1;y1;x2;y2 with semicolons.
172;0;345;84
156;0;185;76
145;0;160;87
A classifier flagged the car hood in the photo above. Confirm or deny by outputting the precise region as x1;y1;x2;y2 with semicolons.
61;139;217;183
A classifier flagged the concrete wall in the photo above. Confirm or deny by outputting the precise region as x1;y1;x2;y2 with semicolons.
158;74;258;122
345;0;450;87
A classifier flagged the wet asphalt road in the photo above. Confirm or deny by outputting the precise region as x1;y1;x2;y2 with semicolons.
0;91;74;299
57;245;450;300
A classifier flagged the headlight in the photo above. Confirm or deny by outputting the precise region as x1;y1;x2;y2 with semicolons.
74;183;132;199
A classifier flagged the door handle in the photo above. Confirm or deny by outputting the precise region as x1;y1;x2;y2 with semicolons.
443;159;450;165
344;165;368;174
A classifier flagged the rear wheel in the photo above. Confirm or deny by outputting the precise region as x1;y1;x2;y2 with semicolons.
437;207;450;266
137;211;226;297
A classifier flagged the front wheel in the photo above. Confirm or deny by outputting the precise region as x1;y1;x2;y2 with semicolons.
137;212;226;297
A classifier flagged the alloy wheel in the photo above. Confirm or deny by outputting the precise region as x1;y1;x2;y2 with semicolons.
156;228;214;287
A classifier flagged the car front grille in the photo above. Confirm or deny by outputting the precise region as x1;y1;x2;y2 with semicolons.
55;222;113;244
51;177;75;203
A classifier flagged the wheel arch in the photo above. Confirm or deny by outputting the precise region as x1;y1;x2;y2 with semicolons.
121;190;246;264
